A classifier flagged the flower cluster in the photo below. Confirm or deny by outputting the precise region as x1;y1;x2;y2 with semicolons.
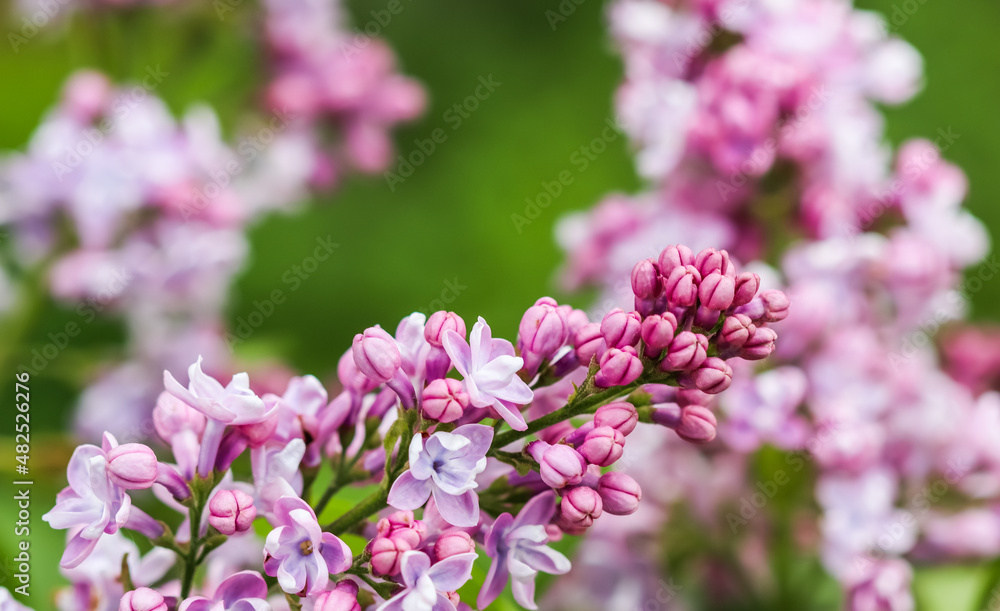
33;250;785;611
552;0;995;609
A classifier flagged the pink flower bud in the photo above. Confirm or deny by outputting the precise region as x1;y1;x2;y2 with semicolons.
760;289;790;322
631;258;661;299
375;510;426;548
106;444;158;490
208;489;256;535
640;312;677;356
699;272;735;311
663;265;702;308
352;326;401;383
529;441;586;488
661;331;708;371
732;272;760;307
600;308;641;349
717;314;755;352
434;529;476;561
518;299;569;374
120;588;167;611
694;248;729;277
658;244;694;276
597;472;642;516
338;349;378;394
312;580;361;611
370;535;412;576
574;322;605;365
693;305;721;330
560;486;603;528
690;357;733;394
741;326;777;360
594;347;643;388
577;426;626;467
424;311;467;348
421;378;469;423
594;402;638;436
675;405;717;443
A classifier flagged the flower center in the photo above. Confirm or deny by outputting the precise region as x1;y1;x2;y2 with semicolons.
300;540;313;555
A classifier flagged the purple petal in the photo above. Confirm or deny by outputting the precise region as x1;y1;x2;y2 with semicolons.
518;544;571;575
431;594;458;611
60;530;100;569
453;424;494;457
320;532;353;573
469;317;493;371
488;337;516;360
486;513;514;557
474;355;524;390
511;491;557;530
179;598;212;611
216;571;268;606
511;575;538;610
426;552;477;591
399;550;432;588
432;488;480;528
488;376;534;406
189;357;226;400
163;369;202;412
477;555;509;610
66;445;104;495
388;471;432;511
276;555;307;594
490;400;528;431
442;330;472;378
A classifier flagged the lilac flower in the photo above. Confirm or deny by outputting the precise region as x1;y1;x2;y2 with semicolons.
479;491;571;610
164;356;273;475
252;439;306;522
376;551;477;611
264;497;352;596
387;425;492;527
178;571;271;611
442;317;533;431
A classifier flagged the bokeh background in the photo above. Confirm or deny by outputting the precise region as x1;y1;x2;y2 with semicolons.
1;0;999;607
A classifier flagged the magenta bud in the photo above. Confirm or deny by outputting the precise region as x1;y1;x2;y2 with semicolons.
694;248;729;277
312;581;361;611
106;443;158;490
560;486;603;528
352;326;401;383
119;588;167;611
741;326;777;360
421;378;469;423
634;294;666;318
690;357;733;394
529;441;586;488
760;289;790;322
717;314;755;352
208;489;256;535
661;331;708;371
732;272;760;307
663;265;702;308
594;347;643;388
434;529;476;562
658;244;694;276
699;272;735;311
597;472;642;516
600;308;642;349
594;402;638;436
578;425;626;467
574;322;605;365
338;348;378;395
631;258;662;299
424;311;466;348
693;305;722;331
518;299;569;374
675;405;718;443
370;535;413;576
640;312;677;356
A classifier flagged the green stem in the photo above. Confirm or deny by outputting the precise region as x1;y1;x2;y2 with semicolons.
324;484;390;536
490;381;643;451
972;557;1000;611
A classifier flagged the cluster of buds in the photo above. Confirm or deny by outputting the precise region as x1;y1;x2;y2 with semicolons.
35;247;785;611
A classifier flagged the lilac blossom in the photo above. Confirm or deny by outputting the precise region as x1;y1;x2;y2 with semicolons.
375;551;476;611
442;317;533;431
178;571;271;611
264;497;352;596
387;425;492;527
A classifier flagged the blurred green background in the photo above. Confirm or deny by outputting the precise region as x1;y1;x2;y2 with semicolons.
1;0;998;608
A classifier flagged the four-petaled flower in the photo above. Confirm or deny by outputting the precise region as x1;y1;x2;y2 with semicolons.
478;491;572;610
178;571;271;611
376;550;477;611
387;425;492;527
264;497;352;596
443;317;533;431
